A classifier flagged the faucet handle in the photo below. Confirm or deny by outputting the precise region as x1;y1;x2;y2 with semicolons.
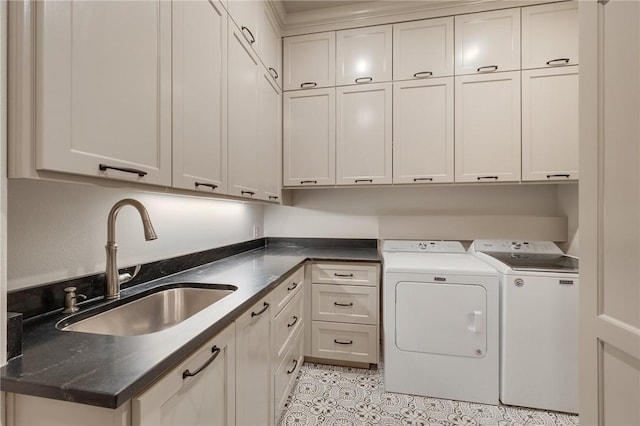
118;264;142;285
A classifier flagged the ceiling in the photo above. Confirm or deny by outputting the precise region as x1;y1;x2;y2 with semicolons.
281;0;375;14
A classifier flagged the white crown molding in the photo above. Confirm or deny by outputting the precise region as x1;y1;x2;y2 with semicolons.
279;0;564;36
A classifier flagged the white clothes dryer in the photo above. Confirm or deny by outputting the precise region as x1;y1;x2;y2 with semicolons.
469;240;579;414
382;240;500;405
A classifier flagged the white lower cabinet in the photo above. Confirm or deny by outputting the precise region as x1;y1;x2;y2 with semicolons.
235;294;274;426
522;66;579;181
133;324;236;426
393;78;454;184
454;71;521;182
274;328;304;422
336;83;393;185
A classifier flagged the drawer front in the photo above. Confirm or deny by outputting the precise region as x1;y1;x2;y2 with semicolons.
274;328;304;422
311;263;379;287
312;284;378;325
311;321;377;364
274;288;304;364
273;266;304;315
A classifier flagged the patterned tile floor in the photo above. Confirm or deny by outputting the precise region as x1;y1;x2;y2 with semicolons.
279;362;579;426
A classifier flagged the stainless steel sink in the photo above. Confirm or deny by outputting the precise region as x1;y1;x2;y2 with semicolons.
60;285;236;336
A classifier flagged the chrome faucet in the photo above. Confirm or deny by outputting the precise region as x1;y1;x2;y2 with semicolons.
105;199;157;299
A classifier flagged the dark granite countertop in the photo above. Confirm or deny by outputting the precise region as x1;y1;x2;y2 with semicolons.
1;239;380;408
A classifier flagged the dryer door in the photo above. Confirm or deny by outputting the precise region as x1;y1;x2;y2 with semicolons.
395;281;487;358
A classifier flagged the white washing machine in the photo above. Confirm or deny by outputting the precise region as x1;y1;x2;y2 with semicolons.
469;240;579;414
382;240;500;405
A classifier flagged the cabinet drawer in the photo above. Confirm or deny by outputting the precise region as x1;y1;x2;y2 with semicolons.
274;328;304;422
273;266;304;315
311;321;377;364
312;284;377;325
311;263;378;287
274;288;304;365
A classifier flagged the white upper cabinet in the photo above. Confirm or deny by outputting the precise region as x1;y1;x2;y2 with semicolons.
455;9;521;75
228;24;260;199
522;66;579;181
455;71;521;182
522;1;578;69
336;83;393;185
35;0;172;185
393;78;454;184
258;69;282;201
258;4;282;86
227;0;259;48
283;32;336;91
336;25;392;85
283;88;336;186
172;0;227;194
393;17;454;80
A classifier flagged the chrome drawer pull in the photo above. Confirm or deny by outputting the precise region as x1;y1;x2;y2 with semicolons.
287;316;299;328
413;71;433;78
355;77;373;83
355;179;373;183
241;190;255;197
182;346;221;379
300;82;318;89
241;26;255;44
547;174;571;179
477;65;498;72
477;176;499;181
99;164;147;177
269;67;279;79
300;180;317;184
546;58;570;66
334;339;353;345
195;182;218;191
251;302;269;317
287;282;298;291
334;302;354;307
334;273;354;278
286;359;298;374
413;177;433;182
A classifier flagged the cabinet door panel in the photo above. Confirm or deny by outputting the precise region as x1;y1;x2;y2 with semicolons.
393;17;454;80
228;26;260;198
258;70;281;201
283;32;335;91
336;25;392;85
393;78;454;183
227;0;258;46
522;1;578;69
172;0;227;193
259;4;282;86
455;72;521;182
336;83;392;185
522;67;579;181
36;0;171;185
455;9;520;75
283;88;336;186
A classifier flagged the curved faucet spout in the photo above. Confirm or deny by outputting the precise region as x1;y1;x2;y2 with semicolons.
105;199;157;299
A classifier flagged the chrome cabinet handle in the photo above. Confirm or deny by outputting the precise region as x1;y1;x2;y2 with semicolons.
286;359;298;374
334;273;354;278
99;164;147;177
334;302;354;307
287;316;299;328
355;179;373;183
300;180;317;184
477;65;498;72
413;71;433;78
287;282;298;291
269;67;279;79
241;26;255;44
241;190;255;197
300;82;318;89
477;176;499;181
269;195;279;200
251;301;269;317
547;174;571;179
355;77;373;83
334;339;353;345
195;182;218;191
413;177;433;182
183;346;221;379
546;58;570;66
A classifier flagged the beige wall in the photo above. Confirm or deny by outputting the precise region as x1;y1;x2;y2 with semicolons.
7;179;264;290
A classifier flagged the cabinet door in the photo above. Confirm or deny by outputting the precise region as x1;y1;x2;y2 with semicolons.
393;78;454;184
455;9;520;75
522;1;578;69
172;0;227;194
393;17;454;80
228;25;260;199
283;88;336;186
283;32;335;91
522;66;579;181
35;0;171;185
235;297;273;426
455;71;521;182
133;324;236;426
259;4;282;87
336;83;392;185
258;69;282;202
227;0;258;48
336;25;392;85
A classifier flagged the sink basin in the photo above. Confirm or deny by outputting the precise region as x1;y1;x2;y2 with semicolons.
59;284;236;336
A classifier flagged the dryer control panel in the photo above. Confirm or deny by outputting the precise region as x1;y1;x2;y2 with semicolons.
469;239;563;254
382;240;465;253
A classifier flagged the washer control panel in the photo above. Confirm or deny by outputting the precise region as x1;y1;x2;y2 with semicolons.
382;240;466;253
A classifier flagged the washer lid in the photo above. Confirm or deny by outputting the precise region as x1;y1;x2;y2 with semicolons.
383;252;498;276
484;252;579;273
